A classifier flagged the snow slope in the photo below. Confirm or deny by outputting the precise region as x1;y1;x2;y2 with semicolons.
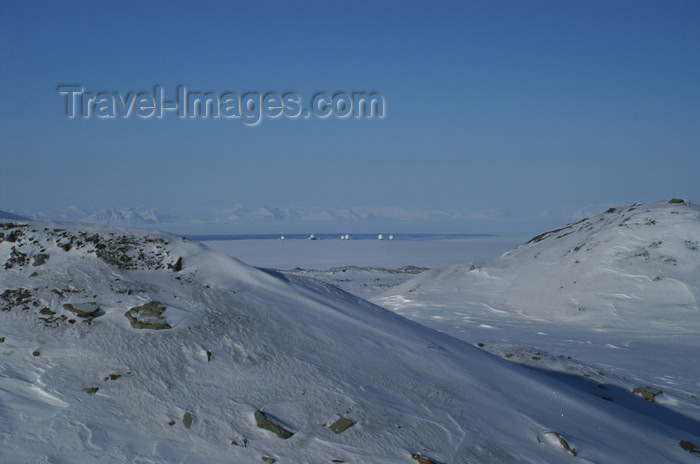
1;218;699;463
375;200;700;455
377;200;700;332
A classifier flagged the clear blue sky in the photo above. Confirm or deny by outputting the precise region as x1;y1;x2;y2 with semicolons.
1;0;699;234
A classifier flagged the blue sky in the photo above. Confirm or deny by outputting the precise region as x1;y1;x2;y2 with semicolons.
1;0;699;234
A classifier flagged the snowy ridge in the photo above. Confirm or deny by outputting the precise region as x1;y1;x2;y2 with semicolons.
16;204;469;230
0;210;28;220
498;199;700;325
1;218;699;462
380;200;700;332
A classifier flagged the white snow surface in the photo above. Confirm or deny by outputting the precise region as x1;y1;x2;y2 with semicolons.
377;200;700;331
1;212;699;463
375;200;700;459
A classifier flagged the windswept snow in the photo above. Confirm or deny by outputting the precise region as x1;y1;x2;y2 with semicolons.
375;200;700;456
377;200;700;331
1;214;699;463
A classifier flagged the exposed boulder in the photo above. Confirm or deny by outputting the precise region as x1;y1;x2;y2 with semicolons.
542;432;577;457
32;253;49;266
679;440;700;456
63;302;100;318
183;412;195;429
125;301;172;330
169;257;183;272
632;386;663;402
254;410;294;439
329;417;354;434
411;453;436;464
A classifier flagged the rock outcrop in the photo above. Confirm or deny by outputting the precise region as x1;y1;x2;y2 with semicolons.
254;410;294;439
124;301;172;330
63;302;100;318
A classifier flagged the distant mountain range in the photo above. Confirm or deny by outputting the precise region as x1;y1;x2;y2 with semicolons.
11;205;473;228
81;207;179;226
0;210;28;220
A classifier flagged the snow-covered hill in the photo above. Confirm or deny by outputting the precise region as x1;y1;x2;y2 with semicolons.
378;199;700;332
1;217;699;463
374;200;700;460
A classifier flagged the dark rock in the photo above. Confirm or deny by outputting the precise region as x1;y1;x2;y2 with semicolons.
329;417;354;434
543;432;577;457
0;337;5;343
63;302;100;318
125;301;172;330
254;410;294;439
170;257;183;272
632;386;663;402
183;412;195;429
40;308;56;315
86;233;100;243
32;253;49;266
84;387;99;394
32;350;40;356
1;288;33;311
411;454;436;464
679;440;700;456
5;246;29;269
262;457;276;463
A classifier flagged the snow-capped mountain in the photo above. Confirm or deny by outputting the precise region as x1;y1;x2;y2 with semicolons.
220;205;372;223
2;218;699;462
0;210;28;220
12;205;492;234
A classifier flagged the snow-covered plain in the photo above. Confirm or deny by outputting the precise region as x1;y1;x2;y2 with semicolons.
1;201;699;463
203;236;519;299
